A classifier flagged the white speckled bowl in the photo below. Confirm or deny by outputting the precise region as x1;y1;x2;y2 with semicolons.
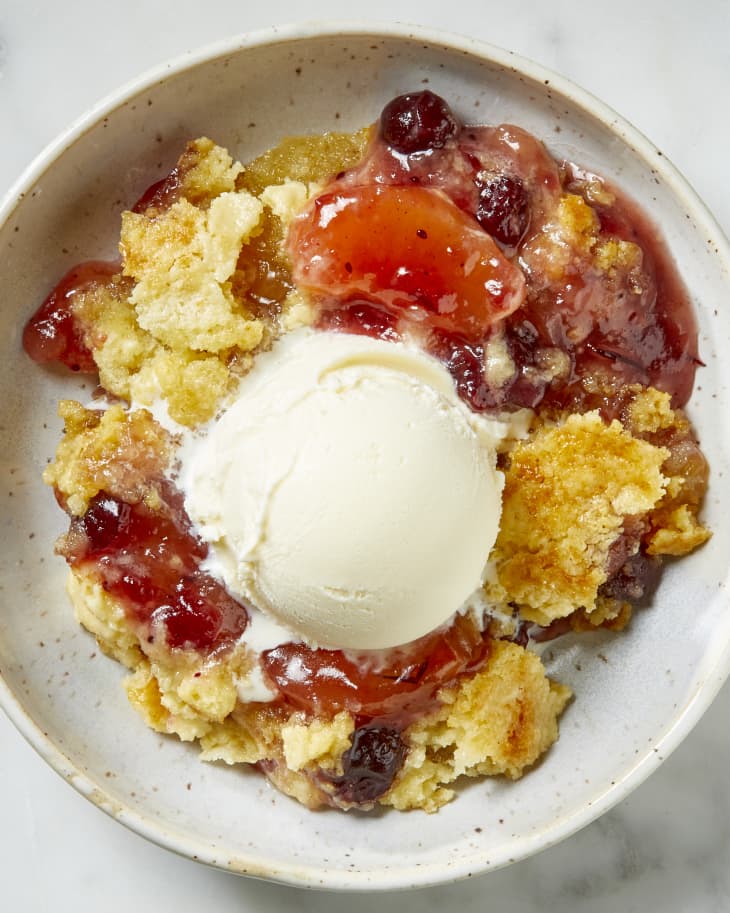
1;22;729;891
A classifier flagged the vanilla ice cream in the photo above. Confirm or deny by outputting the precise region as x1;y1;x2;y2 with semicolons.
184;330;507;650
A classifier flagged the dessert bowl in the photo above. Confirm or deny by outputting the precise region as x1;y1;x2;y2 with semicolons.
1;21;729;890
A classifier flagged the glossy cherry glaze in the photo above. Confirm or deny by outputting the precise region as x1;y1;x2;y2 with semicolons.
290;92;699;413
22;260;119;372
62;485;248;653
262;611;489;726
131;169;182;213
23;165;186;376
289;184;526;342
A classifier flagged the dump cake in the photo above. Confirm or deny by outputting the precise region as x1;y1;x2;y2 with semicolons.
24;92;710;812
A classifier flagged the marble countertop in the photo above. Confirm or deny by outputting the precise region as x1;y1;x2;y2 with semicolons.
2;0;729;909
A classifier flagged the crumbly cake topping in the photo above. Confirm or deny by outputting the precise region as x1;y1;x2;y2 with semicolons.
488;411;669;625
65;139;267;425
385;642;571;811
168;136;243;204
122;192;265;353
236;129;371;195
45;401;171;515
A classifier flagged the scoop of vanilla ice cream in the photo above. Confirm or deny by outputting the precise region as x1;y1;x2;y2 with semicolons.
184;331;505;650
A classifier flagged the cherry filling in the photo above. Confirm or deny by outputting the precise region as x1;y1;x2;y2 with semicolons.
62;488;248;653
261;611;489;725
475;173;530;247
379;90;460;154
316;300;401;342
22;260;119;372
289;91;699;412
131;169;182;213
289;183;526;342
428;329;501;412
326;724;408;804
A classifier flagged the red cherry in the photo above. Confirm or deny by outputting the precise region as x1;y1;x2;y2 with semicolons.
289;184;525;342
380;91;460;154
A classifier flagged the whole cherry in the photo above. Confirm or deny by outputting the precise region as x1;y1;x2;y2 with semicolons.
380;90;460;154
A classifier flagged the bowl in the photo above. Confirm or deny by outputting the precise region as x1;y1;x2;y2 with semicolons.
1;22;729;891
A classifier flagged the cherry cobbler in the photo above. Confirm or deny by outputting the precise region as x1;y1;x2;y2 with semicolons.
24;93;710;812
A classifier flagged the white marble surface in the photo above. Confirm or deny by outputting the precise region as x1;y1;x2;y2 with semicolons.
1;0;729;908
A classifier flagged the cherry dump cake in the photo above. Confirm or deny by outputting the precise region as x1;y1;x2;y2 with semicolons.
24;92;710;812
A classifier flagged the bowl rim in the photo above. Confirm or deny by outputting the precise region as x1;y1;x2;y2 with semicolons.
2;18;730;892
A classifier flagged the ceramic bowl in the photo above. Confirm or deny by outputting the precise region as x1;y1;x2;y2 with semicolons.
1;22;729;891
